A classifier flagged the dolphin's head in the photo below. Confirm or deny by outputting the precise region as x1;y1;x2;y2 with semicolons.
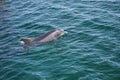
55;29;67;38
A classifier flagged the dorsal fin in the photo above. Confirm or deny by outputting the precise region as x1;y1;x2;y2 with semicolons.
21;38;33;45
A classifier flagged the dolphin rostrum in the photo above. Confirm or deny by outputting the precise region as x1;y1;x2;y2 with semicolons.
20;29;67;48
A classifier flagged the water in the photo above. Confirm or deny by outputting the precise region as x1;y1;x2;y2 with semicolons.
0;0;120;80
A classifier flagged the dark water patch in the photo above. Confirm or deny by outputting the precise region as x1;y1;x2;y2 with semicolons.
94;40;117;51
0;33;10;41
0;69;19;80
99;1;120;13
7;71;41;80
81;19;120;39
93;23;120;32
77;32;98;42
18;23;54;30
81;20;95;27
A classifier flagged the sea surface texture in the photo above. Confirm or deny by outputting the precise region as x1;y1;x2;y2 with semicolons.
0;0;120;80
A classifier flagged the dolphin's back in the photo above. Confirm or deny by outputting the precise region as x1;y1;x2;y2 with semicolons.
33;29;56;42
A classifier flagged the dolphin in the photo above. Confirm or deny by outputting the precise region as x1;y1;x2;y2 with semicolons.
20;29;67;48
0;29;67;59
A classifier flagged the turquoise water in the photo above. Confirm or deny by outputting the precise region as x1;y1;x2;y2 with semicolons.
0;0;120;80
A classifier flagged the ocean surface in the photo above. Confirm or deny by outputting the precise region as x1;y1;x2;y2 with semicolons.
0;0;120;80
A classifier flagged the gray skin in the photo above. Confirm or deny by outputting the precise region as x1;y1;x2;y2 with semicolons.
20;29;67;48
